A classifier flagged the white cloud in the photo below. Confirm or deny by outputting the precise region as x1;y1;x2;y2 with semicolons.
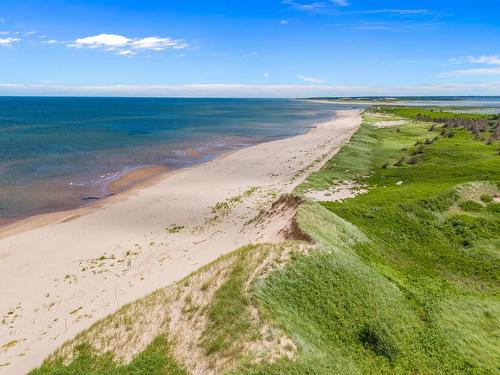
1;82;500;97
68;33;189;56
41;39;64;45
280;19;289;24
281;1;326;12
131;36;188;51
440;67;500;77
117;50;137;57
297;74;327;83
355;9;428;15
467;55;500;65
0;37;19;46
441;55;500;76
264;72;270;78
283;1;429;17
350;22;398;31
71;33;130;49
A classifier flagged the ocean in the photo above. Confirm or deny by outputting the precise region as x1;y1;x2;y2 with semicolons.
0;97;357;220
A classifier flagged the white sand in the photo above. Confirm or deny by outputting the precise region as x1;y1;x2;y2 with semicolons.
373;120;408;128
0;110;361;374
305;180;368;202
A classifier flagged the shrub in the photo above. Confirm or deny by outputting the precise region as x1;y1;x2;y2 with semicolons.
412;145;424;155
418;190;457;212
480;194;493;203
393;157;405;167
458;200;483;212
487;202;500;213
441;128;455;138
358;323;399;361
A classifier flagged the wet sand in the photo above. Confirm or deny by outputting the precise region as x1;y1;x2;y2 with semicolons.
0;166;169;240
106;166;170;194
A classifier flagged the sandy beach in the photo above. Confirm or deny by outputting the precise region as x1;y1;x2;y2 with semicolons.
0;109;362;374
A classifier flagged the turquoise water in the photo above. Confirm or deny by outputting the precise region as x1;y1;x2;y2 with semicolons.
0;97;356;219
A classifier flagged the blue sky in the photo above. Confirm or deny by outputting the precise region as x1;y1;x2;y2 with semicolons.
0;0;499;97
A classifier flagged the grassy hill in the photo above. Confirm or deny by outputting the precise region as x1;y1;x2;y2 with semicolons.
31;108;499;374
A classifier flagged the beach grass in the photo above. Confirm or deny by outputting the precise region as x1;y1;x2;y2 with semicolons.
30;335;187;375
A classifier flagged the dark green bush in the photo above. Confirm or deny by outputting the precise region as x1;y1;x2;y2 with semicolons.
487;202;500;213
459;200;483;212
358;323;399;361
480;194;493;203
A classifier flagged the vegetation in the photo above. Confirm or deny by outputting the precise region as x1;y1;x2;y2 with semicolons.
375;106;500;142
480;194;493;203
297;124;377;193
31;108;499;374
30;335;187;375
204;187;259;225
458;200;484;212
201;248;254;356
374;106;492;120
243;110;499;374
166;224;184;233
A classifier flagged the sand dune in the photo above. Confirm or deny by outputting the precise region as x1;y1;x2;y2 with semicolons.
0;109;361;374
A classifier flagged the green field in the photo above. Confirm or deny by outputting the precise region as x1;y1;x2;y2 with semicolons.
242;111;499;374
374;106;496;120
31;109;500;374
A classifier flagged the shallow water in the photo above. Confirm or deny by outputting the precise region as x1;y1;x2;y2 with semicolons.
0;97;358;219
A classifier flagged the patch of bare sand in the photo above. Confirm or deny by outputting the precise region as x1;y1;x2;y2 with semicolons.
373;120;408;128
305;181;368;202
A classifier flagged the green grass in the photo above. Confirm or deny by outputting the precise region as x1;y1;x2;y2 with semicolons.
296;124;378;193
374;106;493;121
201;246;254;356
30;335;187;375
240;111;500;374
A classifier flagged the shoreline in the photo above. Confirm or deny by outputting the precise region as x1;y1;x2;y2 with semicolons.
0;166;171;240
0;110;362;374
0;123;320;238
105;165;171;195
